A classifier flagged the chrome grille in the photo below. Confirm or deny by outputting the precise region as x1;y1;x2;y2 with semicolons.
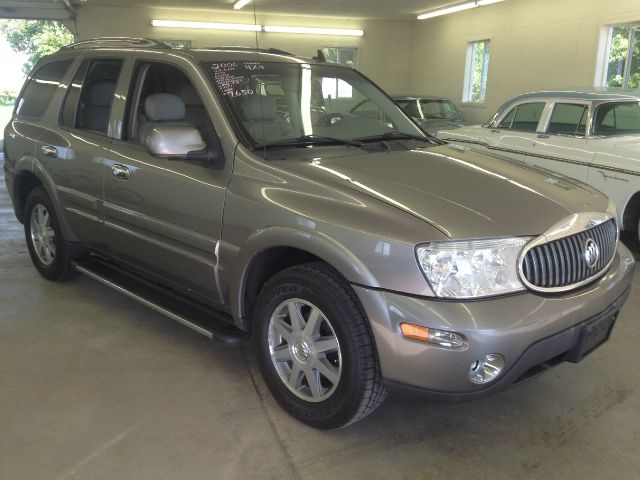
521;219;617;290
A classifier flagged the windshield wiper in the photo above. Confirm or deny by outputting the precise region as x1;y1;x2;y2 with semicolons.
256;135;364;149
354;131;443;145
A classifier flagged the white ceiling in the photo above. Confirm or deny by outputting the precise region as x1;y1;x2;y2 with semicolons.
73;0;457;21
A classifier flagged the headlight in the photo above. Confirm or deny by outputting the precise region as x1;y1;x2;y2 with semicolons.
416;237;530;299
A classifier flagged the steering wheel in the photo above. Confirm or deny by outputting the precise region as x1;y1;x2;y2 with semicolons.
316;113;344;127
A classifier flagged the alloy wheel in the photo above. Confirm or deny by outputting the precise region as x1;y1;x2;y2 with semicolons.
267;298;342;402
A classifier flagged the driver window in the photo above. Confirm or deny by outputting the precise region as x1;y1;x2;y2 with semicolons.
126;62;213;151
510;102;545;131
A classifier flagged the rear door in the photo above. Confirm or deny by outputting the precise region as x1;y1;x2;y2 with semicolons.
524;102;593;182
44;56;126;247
102;58;229;302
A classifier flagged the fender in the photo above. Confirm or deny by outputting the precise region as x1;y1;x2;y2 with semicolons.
15;156;80;243
226;226;380;330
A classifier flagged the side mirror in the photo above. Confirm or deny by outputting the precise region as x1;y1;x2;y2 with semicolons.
146;126;206;157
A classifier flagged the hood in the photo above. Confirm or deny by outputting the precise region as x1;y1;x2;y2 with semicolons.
418;118;471;136
280;145;608;239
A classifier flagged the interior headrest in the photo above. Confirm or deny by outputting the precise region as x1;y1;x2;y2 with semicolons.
144;93;186;121
178;84;201;106
241;95;277;121
86;82;115;107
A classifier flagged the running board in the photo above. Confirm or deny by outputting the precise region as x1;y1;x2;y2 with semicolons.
73;258;247;346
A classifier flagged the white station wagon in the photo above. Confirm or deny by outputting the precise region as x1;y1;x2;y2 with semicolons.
438;91;640;243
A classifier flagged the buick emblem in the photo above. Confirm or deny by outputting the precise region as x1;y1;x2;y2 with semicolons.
583;238;600;269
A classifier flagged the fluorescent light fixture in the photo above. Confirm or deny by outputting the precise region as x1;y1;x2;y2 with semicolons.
151;19;261;32
151;19;364;37
263;25;364;37
417;2;476;20
233;0;252;9
417;0;506;20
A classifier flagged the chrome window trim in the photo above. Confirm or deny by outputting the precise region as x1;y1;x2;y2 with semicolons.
517;212;619;293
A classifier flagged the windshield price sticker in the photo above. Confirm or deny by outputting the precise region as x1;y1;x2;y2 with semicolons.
211;62;265;97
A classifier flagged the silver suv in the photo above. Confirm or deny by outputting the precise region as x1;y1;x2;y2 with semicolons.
3;38;635;429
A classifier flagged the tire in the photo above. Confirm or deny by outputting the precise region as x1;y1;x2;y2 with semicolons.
253;262;387;429
24;186;74;281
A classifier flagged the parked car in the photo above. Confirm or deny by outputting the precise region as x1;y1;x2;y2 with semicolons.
438;90;640;244
393;95;470;134
4;40;635;429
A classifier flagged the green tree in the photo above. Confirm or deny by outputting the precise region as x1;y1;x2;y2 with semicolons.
0;20;75;75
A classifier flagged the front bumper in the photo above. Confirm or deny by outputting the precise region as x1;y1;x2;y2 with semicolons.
354;242;635;397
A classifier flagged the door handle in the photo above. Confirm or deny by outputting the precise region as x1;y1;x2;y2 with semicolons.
111;164;130;180
41;145;58;158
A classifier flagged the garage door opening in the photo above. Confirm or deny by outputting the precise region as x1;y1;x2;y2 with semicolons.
0;19;74;149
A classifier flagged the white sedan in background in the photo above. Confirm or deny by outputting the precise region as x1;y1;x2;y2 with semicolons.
438;91;640;243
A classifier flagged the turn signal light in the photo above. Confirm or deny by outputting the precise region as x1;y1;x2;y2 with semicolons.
399;323;464;348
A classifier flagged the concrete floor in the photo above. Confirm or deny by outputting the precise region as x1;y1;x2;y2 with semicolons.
1;156;639;480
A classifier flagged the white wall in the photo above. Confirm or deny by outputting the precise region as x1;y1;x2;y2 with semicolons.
409;0;640;123
76;5;413;94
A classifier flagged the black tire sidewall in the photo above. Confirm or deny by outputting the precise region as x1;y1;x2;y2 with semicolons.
254;266;371;429
24;187;71;281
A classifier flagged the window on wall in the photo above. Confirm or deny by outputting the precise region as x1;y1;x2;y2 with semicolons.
322;47;357;68
462;40;490;103
600;24;640;88
321;48;357;99
322;47;358;99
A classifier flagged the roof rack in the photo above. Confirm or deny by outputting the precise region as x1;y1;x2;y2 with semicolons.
205;46;295;56
60;37;171;51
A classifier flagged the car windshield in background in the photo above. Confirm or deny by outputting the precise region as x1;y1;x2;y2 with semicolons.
207;61;426;148
419;99;463;121
593;101;640;136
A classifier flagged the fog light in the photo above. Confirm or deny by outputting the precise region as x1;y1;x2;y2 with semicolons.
468;354;505;384
399;323;464;348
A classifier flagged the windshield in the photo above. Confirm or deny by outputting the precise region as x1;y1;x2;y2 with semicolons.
419;99;464;121
593;101;640;136
207;61;426;148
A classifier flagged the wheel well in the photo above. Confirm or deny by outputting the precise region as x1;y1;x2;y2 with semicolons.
243;247;322;327
14;172;43;223
622;191;640;232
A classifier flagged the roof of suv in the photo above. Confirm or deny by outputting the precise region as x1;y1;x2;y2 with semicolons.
56;37;321;65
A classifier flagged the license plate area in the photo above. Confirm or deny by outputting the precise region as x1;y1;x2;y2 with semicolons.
565;312;618;363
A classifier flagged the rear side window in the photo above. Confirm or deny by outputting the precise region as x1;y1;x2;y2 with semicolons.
60;58;124;135
593;102;640;136
547;103;588;136
15;60;72;118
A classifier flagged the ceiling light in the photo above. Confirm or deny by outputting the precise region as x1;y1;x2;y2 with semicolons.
233;0;252;9
151;19;261;32
263;25;364;36
417;0;506;20
417;2;476;20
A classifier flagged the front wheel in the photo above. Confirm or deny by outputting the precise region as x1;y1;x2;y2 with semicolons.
24;186;74;281
253;262;387;429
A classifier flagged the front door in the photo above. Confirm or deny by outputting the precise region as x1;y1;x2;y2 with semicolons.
102;60;228;302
